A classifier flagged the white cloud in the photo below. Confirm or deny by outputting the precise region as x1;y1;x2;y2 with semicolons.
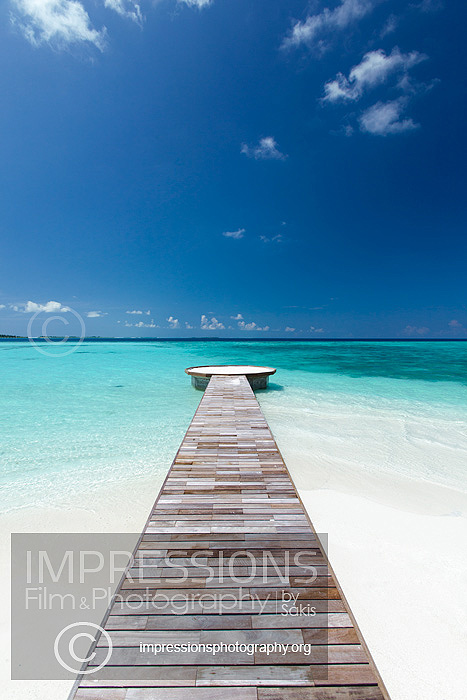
231;313;243;321
104;0;142;24
201;314;225;330
87;310;107;318
178;0;212;8
223;228;245;239
404;325;430;335
241;137;287;161
125;309;150;315
238;320;269;332
167;316;180;329
260;234;283;243
359;98;418;135
13;300;71;313
285;326;296;332
310;326;324;333
324;48;426;103
0;305;6;309
282;0;378;52
448;319;464;329
124;320;158;328
185;322;193;329
11;0;107;51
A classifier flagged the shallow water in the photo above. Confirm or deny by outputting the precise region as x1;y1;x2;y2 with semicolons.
1;340;466;512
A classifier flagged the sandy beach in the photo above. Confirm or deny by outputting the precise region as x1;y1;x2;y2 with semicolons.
1;479;157;700
2;462;466;700
300;489;467;700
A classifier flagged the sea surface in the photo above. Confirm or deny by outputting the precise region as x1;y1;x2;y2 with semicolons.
1;340;466;513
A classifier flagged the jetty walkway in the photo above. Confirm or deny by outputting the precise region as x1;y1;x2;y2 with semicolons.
71;371;388;699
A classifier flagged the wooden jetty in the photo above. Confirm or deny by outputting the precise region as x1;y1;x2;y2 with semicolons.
71;370;389;699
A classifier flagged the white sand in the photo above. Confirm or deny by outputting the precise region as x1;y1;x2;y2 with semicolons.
3;467;466;700
1;477;160;700
300;489;467;700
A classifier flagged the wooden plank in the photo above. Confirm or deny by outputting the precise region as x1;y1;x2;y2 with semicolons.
75;690;257;699
258;689;385;700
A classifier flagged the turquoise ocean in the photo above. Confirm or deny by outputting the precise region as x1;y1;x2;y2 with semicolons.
1;340;466;514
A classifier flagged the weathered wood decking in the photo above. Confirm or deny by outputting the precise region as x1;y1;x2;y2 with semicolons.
72;374;388;699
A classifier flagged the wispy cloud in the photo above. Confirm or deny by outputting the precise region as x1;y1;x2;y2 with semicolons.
282;0;379;52
201;314;225;330
404;324;430;335
0;305;6;309
12;300;71;313
167;316;180;329
241;137;287;161
178;0;213;8
380;14;398;37
283;304;325;311
448;319;465;333
87;310;107;318
285;326;296;332
185;322;193;329
104;0;142;24
414;0;443;12
223;228;245;239
259;234;283;243
125;309;151;315
11;0;107;51
323;48;426;103
309;325;324;333
231;313;243;320
359;98;418;135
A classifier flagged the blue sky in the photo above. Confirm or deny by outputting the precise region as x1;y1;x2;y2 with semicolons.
0;0;466;338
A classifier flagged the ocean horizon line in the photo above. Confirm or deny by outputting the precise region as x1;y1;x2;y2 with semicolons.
2;336;467;343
